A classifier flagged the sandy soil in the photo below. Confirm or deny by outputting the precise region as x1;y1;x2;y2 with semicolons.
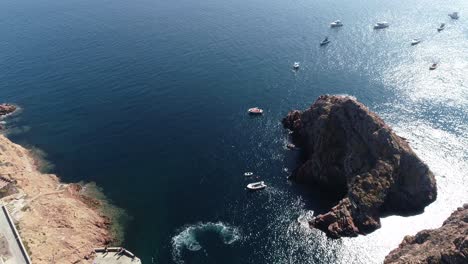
0;135;112;264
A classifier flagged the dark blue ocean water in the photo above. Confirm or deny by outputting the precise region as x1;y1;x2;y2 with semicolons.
1;0;467;263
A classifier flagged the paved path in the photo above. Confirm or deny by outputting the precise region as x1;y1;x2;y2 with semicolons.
0;206;30;264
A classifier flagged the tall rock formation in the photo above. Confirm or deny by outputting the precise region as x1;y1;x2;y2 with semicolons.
282;95;437;238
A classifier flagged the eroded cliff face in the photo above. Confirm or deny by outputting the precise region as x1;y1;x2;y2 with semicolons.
282;95;437;238
385;204;468;264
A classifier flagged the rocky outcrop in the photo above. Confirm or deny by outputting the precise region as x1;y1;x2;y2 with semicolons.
282;95;437;238
385;204;468;264
0;104;16;117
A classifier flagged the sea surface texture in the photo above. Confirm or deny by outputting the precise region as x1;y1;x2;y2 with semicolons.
0;0;467;263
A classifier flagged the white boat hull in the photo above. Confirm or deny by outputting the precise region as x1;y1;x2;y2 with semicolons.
247;181;267;190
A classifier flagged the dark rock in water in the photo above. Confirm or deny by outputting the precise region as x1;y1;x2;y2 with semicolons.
0;103;16;117
385;204;468;264
282;95;437;238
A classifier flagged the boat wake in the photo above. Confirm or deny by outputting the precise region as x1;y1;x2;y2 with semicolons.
171;222;241;264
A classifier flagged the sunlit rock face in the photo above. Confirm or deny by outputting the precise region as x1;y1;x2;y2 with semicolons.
282;95;437;238
385;204;468;264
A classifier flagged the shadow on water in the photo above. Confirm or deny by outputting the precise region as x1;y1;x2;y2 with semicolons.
288;181;346;215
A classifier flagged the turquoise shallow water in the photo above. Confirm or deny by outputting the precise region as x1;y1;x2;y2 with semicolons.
0;0;467;263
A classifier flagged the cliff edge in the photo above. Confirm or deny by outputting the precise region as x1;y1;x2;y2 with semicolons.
282;95;437;238
385;204;468;264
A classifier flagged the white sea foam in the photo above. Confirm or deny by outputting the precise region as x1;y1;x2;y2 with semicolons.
171;222;241;264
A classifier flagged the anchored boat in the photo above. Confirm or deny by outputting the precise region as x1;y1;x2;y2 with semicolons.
286;143;296;149
374;22;389;29
248;107;263;115
449;12;459;19
437;23;445;32
330;20;343;27
320;37;330;46
411;39;421;45
247;181;267;190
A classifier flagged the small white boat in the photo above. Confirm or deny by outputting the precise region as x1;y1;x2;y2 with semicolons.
244;172;254;177
449;12;459;20
248;107;263;115
330;20;343;27
437;23;445;32
429;63;437;70
411;38;421;45
247;181;267;190
286;143;296;149
320;37;330;46
293;62;300;69
374;22;389;29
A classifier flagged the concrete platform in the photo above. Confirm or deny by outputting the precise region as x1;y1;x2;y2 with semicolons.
93;247;142;264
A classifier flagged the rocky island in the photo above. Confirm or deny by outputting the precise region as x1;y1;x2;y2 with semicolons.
385;204;468;264
282;95;437;238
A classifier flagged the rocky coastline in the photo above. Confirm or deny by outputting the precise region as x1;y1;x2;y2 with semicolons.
385;204;468;264
282;95;437;238
0;104;118;263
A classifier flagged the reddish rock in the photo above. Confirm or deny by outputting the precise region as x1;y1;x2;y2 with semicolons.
283;95;437;238
385;204;468;264
0;103;16;116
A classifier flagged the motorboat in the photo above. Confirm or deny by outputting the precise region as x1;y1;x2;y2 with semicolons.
330;20;343;27
247;181;267;190
248;107;263;115
320;37;330;46
286;143;296;149
449;12;459;19
244;172;254;177
429;63;437;70
411;38;421;45
437;23;445;32
293;62;300;69
374;22;389;29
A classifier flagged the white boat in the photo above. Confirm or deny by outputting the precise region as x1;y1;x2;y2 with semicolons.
244;172;254;177
330;20;343;27
437;23;445;32
429;63;437;70
248;107;263;115
293;62;300;69
411;38;421;45
247;181;267;190
286;143;296;149
374;22;389;29
449;12;459;19
320;37;330;46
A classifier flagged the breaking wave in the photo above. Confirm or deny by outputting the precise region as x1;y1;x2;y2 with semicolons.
171;222;241;263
